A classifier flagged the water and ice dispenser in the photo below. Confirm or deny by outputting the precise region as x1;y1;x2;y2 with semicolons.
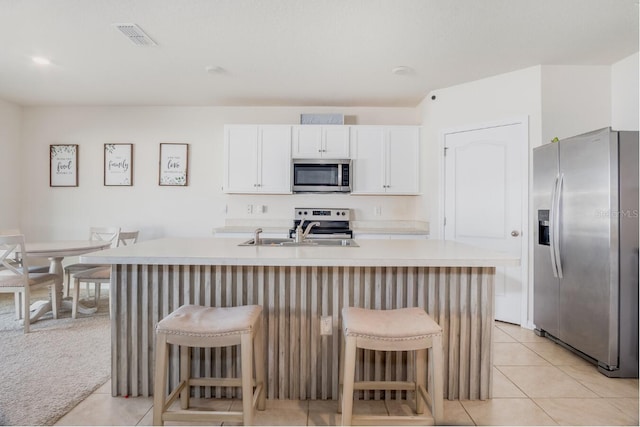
538;210;550;246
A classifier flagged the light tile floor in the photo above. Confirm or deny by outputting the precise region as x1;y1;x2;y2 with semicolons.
55;321;639;426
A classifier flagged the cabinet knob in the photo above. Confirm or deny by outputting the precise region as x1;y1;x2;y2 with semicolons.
511;230;520;237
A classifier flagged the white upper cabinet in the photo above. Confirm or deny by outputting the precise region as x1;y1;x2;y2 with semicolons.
224;125;292;194
351;126;420;195
292;125;350;159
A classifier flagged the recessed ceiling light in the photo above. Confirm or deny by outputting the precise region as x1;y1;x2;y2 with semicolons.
32;56;51;66
391;66;413;76
205;65;225;74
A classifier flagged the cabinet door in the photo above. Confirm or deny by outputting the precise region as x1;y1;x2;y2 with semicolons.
224;125;258;193
259;126;292;193
323;126;350;158
292;126;322;158
386;127;420;194
351;127;386;194
292;125;350;158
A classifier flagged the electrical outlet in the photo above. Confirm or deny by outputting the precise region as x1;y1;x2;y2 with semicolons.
320;316;332;335
256;204;265;214
246;204;253;214
374;206;382;216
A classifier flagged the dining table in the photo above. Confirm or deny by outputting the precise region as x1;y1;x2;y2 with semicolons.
22;240;112;322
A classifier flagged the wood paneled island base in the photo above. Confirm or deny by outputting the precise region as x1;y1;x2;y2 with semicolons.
80;238;516;401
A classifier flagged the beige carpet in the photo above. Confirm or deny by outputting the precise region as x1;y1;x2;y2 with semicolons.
0;288;111;426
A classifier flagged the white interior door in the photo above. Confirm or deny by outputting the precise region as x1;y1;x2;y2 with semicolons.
444;121;527;324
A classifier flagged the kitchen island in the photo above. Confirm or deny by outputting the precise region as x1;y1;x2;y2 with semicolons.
81;238;518;401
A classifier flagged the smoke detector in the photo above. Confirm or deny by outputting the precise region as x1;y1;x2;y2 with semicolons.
113;23;157;46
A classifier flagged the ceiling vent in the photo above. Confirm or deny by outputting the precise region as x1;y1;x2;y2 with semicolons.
113;23;157;46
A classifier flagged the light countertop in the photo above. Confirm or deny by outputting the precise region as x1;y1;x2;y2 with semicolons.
213;220;430;237
80;237;518;268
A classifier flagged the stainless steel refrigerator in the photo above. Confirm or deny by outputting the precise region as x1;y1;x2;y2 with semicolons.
533;127;638;378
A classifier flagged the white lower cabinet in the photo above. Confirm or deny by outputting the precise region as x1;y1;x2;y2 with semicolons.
224;125;292;194
351;126;420;195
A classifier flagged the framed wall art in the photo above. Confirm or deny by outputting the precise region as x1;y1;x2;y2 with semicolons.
159;143;188;186
104;143;133;186
50;144;78;187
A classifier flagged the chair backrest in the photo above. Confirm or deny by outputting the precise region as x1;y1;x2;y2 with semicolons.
89;227;121;248
0;234;29;284
0;229;24;266
0;229;20;235
118;231;139;247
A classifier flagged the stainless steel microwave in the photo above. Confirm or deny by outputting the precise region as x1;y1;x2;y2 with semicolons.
292;159;351;193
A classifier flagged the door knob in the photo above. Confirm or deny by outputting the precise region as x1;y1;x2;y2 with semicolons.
511;230;520;237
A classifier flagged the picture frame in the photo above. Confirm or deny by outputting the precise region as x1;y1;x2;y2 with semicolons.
104;143;133;186
50;144;78;187
104;143;133;187
159;143;188;186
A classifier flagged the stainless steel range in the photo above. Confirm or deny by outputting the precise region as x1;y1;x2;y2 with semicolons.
289;208;353;239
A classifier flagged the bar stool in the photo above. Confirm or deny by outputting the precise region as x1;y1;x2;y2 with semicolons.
339;307;443;426
153;304;266;426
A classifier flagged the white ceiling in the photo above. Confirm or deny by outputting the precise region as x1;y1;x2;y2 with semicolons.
0;0;637;107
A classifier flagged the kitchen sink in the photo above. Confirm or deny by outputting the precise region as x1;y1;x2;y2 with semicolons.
238;237;293;246
239;238;358;247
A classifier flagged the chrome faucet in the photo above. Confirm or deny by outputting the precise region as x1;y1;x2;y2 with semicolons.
295;220;320;243
253;228;263;245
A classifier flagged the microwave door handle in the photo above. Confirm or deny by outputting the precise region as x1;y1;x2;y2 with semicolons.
549;176;559;278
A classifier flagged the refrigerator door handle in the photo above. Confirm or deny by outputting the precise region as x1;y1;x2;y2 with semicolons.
553;173;564;278
549;176;559;278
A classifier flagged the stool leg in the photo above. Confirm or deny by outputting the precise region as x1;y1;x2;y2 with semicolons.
153;333;169;426
337;334;345;414
180;345;190;409
415;349;426;415
241;333;254;426
341;336;357;427
253;319;266;411
431;334;444;424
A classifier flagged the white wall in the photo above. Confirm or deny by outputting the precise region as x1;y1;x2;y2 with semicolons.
541;65;611;144
20;106;421;240
417;66;543;237
611;52;639;131
0;99;23;230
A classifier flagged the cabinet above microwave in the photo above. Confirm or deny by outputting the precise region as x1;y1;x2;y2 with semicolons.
291;125;350;159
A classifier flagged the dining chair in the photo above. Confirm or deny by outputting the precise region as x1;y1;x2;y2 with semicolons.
71;230;139;318
1;229;50;319
0;234;61;333
63;227;120;297
0;229;50;274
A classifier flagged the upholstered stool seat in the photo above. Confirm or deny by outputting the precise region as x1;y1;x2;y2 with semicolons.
153;304;266;426
340;307;443;426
